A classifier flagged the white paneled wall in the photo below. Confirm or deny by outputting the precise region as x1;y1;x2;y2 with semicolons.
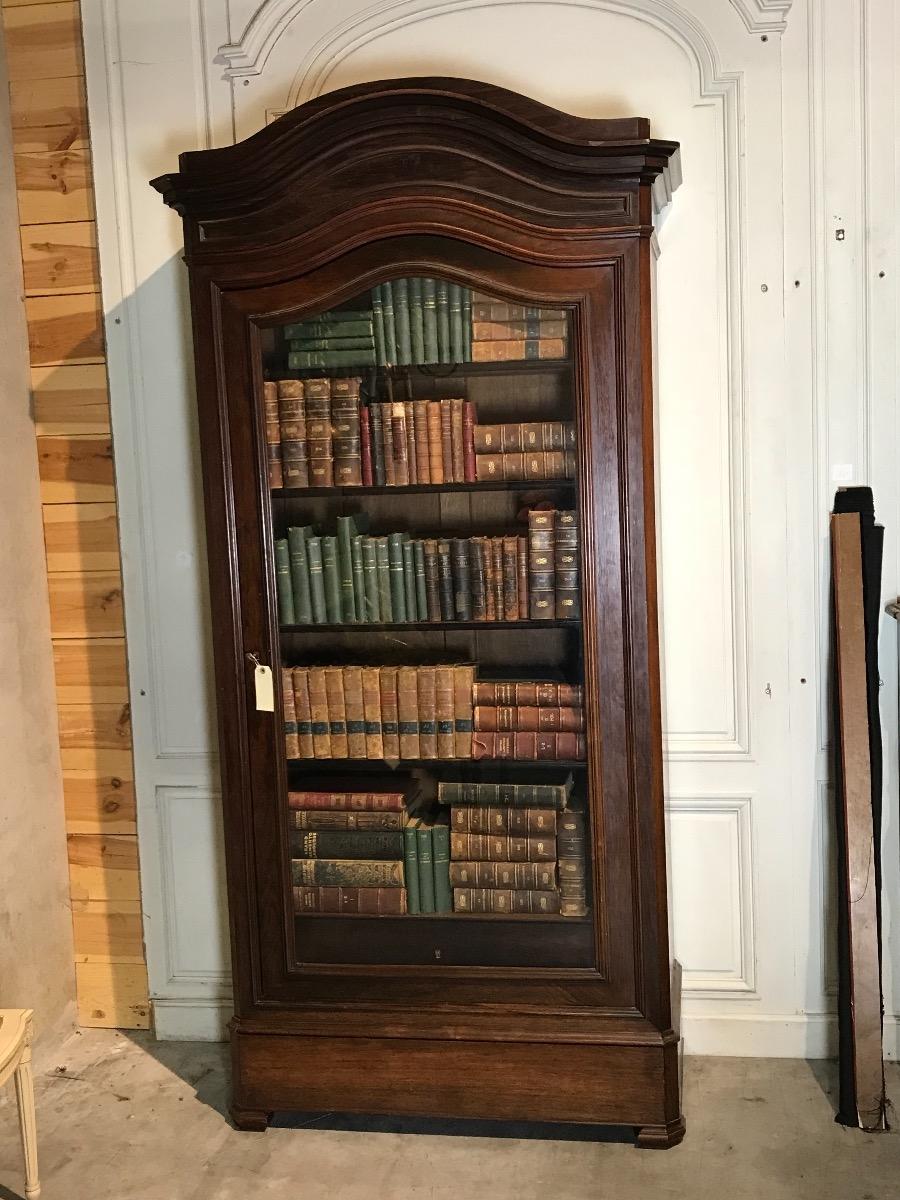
82;0;898;1053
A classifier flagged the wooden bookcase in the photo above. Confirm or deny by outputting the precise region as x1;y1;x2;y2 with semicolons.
152;77;683;1146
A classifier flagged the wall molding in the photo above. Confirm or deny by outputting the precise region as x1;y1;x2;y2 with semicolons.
727;0;793;36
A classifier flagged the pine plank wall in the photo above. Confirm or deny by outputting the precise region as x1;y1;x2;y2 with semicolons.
3;0;150;1028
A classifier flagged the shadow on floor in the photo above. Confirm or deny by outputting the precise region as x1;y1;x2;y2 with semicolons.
804;1058;840;1118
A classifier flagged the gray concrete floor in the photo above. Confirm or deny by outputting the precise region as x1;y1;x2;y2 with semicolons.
0;1030;898;1199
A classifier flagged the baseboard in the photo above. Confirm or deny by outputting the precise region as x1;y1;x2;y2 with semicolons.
682;1012;900;1059
151;998;233;1041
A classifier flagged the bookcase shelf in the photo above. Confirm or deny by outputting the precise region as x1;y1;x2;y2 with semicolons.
280;618;581;633
286;757;589;769
271;478;576;500
271;356;574;381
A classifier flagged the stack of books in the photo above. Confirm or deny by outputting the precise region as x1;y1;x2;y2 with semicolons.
372;279;472;365
471;294;568;362
471;680;587;761
285;312;376;369
272;511;580;627
289;788;409;913
473;421;576;481
264;376;364;489
365;397;476;485
401;818;452;914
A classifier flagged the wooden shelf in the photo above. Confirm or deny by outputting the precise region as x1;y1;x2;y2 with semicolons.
270;357;573;380
293;910;590;923
280;618;580;633
271;478;576;499
286;757;588;768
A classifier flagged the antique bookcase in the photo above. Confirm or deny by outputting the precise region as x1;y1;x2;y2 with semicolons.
152;77;683;1146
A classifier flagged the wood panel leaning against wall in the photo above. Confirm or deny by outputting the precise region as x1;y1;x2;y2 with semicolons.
1;0;149;1028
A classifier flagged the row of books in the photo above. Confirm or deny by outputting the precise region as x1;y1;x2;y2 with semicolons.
372;281;472;366
283;310;376;369
273;510;580;626
281;667;587;761
474;420;576;482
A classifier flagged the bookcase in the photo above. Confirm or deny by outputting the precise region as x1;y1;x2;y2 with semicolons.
152;78;683;1146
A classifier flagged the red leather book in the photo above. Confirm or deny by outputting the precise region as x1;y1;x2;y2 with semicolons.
473;705;585;733
471;731;586;760
359;403;373;486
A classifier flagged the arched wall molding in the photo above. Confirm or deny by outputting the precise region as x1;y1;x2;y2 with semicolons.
728;0;793;35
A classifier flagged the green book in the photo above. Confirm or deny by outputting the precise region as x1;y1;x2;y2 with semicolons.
461;287;472;361
416;824;436;913
372;285;387;366
401;537;417;622
288;335;374;351
361;536;380;622
336;516;358;624
387;532;407;622
288;349;376;368
432;823;452;913
382;281;397;364
448;283;463;362
413;540;428;620
375;537;392;621
350;534;366;624
284;316;372;338
305;536;327;623
409;277;425;364
436;280;451;363
394;277;412;365
274;538;295;625
321;535;342;623
422;278;438;363
287;525;313;625
403;820;421;914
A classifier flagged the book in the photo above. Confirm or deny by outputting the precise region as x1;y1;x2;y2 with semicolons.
422;278;438;362
370;401;385;486
397;666;420;758
436;281;451;362
470;338;565;362
426;401;444;483
453;665;475;757
321;535;342;622
390;402;410;486
379;666;400;757
527;508;555;620
448;283;463;361
387;532;407;621
472;319;567;342
282;667;300;758
394;277;412;365
450;806;558;835
471;731;587;760
379;401;396;486
274;538;296;624
305;378;333;487
409;277;425;364
480;538;496;621
289;349;377;367
439;400;454;482
462;401;476;482
449;397;465;481
289;336;374;352
412;401;430;483
371;286;386;365
403;400;417;484
491;538;504;620
306;536;328;623
416;666;437;759
382;281;397;364
287;526;313;624
470;537;487;621
264;382;283;488
432;822;452;912
284;317;373;339
361;665;384;758
351;534;366;622
361;537;380;622
306;667;331;758
473;705;585;733
449;861;557;889
461;288;472;360
449;832;556;863
474;421;575;453
403;819;421;914
453;888;561;914
375;536;392;621
472;681;584;707
323;665;349;757
417;823;436;912
278;379;308;489
423;539;442;621
331;376;363;487
502;535;519;620
413;540;428;620
287;790;406;811
343;665;367;758
450;537;471;620
336;515;359;623
438;778;572;809
293;885;407;915
292;667;314;758
435;666;456;759
557;810;589;917
470;298;566;322
291;829;405;860
290;809;402;830
474;451;575;482
402;538;417;621
291;859;404;887
555;509;580;620
359;403;373;486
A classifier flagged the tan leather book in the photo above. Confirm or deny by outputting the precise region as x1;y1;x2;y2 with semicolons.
378;666;400;758
453;664;474;758
435;666;455;759
342;665;366;759
449;397;465;481
473;705;585;733
403;400;417;483
264;382;283;488
292;667;314;758
449;832;556;863
306;667;331;758
323;666;348;758
426;401;444;483
361;666;384;759
416;665;437;759
439;399;454;481
397;666;420;759
391;401;409;486
470;337;566;361
412;400;431;483
281;667;300;759
449;860;557;889
379;401;395;486
303;378;332;487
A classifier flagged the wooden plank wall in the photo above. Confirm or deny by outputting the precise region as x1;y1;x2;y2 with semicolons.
2;0;149;1028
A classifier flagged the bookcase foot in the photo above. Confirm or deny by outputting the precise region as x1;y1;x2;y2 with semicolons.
634;1118;686;1149
231;1105;271;1132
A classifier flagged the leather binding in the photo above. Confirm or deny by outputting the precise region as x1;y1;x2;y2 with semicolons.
474;450;575;482
450;397;466;481
387;532;407;621
397;666;420;758
361;665;384;758
390;401;409;486
413;540;428;619
323;665;349;757
426;401;444;483
462;401;477;481
451;807;557;835
290;810;402;830
375;537;392;621
557;810;589;916
473;705;585;733
342;665;367;758
304;378;332;487
490;538;504;620
403;400;417;482
293;885;407;914
449;861;557;889
291;859;404;887
422;539;442;621
361;537;380;622
369;401;385;486
379;401;395;486
359;403;373;486
413;400;431;483
402;538;418;621
378;666;400;758
449;832;556;863
555;509;580;619
517;535;529;620
278;379;308;489
331;376;362;486
281;667;300;759
292;667;314;758
450;537;472;620
472;681;584;707
502;535;519;620
480;538;496;620
274;538;295;625
438;778;572;809
471;731;587;760
439;399;454;481
453;664;475;758
470;537;487;621
306;666;331;758
528;510;556;619
286;789;406;811
435;665;456;758
306;536;327;623
471;337;566;362
263;381;283;488
473;421;575;453
416;665;437;759
471;318;567;342
437;540;455;620
452;888;561;914
291;828;405;860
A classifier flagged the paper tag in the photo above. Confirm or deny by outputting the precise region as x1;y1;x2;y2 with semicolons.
254;664;274;712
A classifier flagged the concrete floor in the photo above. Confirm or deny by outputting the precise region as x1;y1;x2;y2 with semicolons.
0;1031;898;1199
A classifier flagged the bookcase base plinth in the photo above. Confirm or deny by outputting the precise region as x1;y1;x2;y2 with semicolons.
230;1105;271;1132
634;1118;686;1149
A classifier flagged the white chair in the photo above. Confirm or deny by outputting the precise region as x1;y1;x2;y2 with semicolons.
0;1011;40;1199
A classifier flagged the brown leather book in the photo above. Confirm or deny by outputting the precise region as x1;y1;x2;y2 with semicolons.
306;666;331;758
449;397;465;481
435;666;455;758
304;378;332;487
473;421;574;453
471;338;566;361
471;730;586;760
470;537;487;620
474;450;574;482
473;705;585;733
449;831;556;863
422;539;442;621
278;379;309;488
397;666;420;758
502;535;519;620
452;888;560;914
286;789;405;811
517;536;529;620
462;401;476;481
361;665;384;759
323;666;348;757
342;664;367;758
480;539;496;621
359;403;373;486
427;401;444;483
448;861;556;889
491;538;504;622
439;399;454;481
391;401;410;486
330;377;362;486
416;665;437;759
291;809;402;830
555;509;580;620
470;296;565;322
412;400;431;483
282;667;300;759
557;810;589;916
453;664;474;758
472;319;567;341
528;510;556;620
379;401;396;485
293;885;407;914
292;667;315;758
451;807;558;835
472;680;584;707
378;666;400;758
403;400;417;483
264;382;283;488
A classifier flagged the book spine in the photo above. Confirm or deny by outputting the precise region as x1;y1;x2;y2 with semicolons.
375;537;392;622
306;536;328;623
292;859;404;888
323;665;348;757
481;538;496;621
264;382;283;489
449;832;556;863
423;539;442;621
436;540;455;621
372;285;387;366
452;665;475;759
350;534;366;623
274;538;296;624
285;316;373;338
293;886;407;915
491;538;504;621
306;666;331;758
370;401;386;486
554;509;580;620
287;526;313;624
361;665;384;758
473;705;585;733
278;380;308;489
471;681;584;707
403;822;421;914
287;349;378;368
470;338;565;362
305;379;333;487
452;888;561;914
422;278;439;362
462;400;476;482
502;535;519;620
361;536;380;622
435;666;455;759
413;540;428;621
450;537;472;620
417;825;436;912
402;538;418;622
391;401;410;486
462;287;472;360
517;536;529;620
331;377;362;487
557;810;589;916
397;666;420;759
436;281;451;363
409;277;425;364
432;823;452;912
471;731;586;760
387;532;407;622
439;399;454;482
449;397;465;481
394;277;412;365
292;667;314;758
451;806;558;835
342;664;367;758
448;283;463;361
404;399;417;484
426;401;444;483
470;537;487;621
291;809;402;831
528;510;556;620
380;401;396;486
281;667;300;759
287;790;405;811
449;861;557;889
437;778;570;809
472;319;567;343
382;281;397;364
416;665;437;759
321;535;342;623
379;666;400;758
412;400;431;483
291;829;405;860
336;516;358;624
359;403;373;486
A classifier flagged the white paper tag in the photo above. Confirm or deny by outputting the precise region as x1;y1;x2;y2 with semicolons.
254;664;274;712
